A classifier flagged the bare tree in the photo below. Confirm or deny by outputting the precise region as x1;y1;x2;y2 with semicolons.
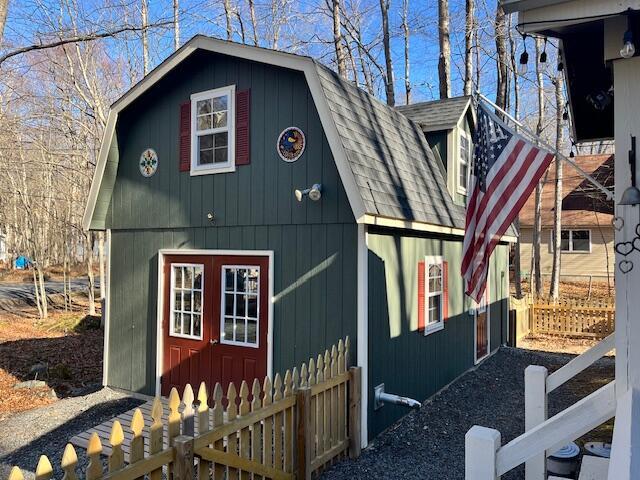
531;37;546;296
173;0;180;50
332;0;347;78
0;0;8;41
141;0;149;75
438;0;451;99
402;0;411;103
248;0;259;46
379;0;395;106
494;5;508;109
549;71;564;300
463;0;474;96
224;0;233;40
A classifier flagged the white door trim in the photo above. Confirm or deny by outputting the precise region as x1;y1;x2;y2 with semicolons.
155;248;274;396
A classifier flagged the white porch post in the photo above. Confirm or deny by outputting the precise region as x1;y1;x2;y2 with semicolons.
465;426;501;480
613;56;640;399
524;365;548;480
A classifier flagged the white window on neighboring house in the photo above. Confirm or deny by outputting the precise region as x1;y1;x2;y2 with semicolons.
458;130;471;194
170;264;204;340
551;229;592;253
191;85;235;175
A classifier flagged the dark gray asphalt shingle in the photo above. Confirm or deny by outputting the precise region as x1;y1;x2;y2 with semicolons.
314;63;466;229
396;96;472;132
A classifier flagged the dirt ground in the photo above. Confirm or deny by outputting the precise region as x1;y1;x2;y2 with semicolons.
321;348;614;480
0;263;93;283
517;333;611;356
512;279;614;301
0;301;103;421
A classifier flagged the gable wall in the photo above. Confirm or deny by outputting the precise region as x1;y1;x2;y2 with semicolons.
104;50;358;394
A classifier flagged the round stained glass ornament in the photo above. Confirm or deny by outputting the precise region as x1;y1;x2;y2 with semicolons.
139;148;158;177
277;127;306;162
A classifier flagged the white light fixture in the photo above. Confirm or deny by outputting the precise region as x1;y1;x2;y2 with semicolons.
621;10;636;59
518;34;529;75
295;184;322;202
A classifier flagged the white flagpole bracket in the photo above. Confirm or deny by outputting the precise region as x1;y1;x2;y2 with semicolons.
475;91;615;202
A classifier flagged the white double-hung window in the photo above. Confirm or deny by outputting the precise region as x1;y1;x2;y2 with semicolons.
458;131;471;194
424;256;444;334
191;85;235;175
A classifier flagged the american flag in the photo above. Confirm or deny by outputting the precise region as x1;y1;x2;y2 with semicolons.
461;102;554;302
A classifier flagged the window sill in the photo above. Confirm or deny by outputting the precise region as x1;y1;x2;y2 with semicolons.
423;321;444;336
190;164;236;176
457;187;468;196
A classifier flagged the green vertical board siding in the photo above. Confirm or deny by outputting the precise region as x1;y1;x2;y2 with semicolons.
366;228;509;438
104;50;358;394
106;225;358;394
108;50;353;231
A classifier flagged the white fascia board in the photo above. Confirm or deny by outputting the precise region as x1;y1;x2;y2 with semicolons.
84;35;366;230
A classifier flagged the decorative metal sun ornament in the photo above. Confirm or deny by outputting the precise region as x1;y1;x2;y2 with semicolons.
139;148;158;177
277;127;305;162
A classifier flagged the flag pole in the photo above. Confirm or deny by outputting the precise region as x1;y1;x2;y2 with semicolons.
475;91;615;201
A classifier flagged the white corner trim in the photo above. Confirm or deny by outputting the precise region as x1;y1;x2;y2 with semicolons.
84;35;367;231
357;224;368;447
102;228;112;387
154;248;274;396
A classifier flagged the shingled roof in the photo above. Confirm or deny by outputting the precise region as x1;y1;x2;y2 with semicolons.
395;96;472;132
314;63;466;228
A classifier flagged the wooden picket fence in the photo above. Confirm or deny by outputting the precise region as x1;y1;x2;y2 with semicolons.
6;337;360;480
529;297;615;338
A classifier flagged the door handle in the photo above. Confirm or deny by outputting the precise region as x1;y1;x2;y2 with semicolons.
210;339;219;345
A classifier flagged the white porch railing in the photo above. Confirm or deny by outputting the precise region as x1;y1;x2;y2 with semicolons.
465;333;616;479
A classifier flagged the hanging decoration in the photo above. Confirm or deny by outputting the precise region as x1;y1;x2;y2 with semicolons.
139;148;158;177
614;135;640;273
277;127;305;162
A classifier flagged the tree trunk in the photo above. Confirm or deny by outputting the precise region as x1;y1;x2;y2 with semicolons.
98;231;106;300
550;73;564;300
249;0;259;46
402;0;411;103
494;5;508;110
173;0;180;50
224;0;233;40
332;0;347;78
32;267;43;319
86;233;96;316
37;266;48;319
141;0;149;75
379;0;395;106
437;0;451;99
532;37;546;297
0;0;8;42
463;0;474;96
509;14;522;298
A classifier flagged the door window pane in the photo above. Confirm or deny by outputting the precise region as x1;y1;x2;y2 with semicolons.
170;264;204;340
220;265;261;347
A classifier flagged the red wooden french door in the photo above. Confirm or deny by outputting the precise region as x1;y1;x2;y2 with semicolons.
161;254;269;396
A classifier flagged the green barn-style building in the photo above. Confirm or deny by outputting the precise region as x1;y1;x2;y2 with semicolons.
83;35;513;443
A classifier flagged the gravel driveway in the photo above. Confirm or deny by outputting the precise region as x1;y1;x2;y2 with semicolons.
0;388;142;479
321;347;614;480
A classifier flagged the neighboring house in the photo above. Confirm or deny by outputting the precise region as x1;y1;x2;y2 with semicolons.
83;35;512;443
519;154;615;279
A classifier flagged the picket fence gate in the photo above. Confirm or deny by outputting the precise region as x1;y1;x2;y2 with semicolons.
530;297;615;338
6;337;360;480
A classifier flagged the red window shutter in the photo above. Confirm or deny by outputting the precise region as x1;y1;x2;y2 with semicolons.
236;89;251;165
418;260;425;331
443;261;450;322
179;101;191;172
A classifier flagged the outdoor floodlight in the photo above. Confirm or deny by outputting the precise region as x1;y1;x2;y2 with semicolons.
295;184;322;202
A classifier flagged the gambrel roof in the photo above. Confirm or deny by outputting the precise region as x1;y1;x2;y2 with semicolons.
83;35;478;236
